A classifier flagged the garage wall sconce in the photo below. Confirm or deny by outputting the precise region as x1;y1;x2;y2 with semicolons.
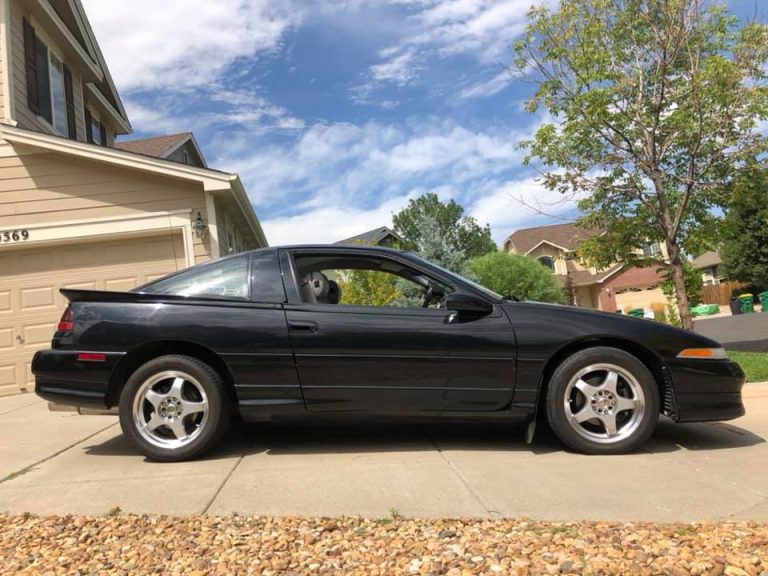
192;212;208;238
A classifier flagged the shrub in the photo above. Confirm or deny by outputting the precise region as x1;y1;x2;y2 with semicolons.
467;252;565;303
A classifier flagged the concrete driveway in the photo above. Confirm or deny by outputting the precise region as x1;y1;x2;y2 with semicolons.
1;385;767;522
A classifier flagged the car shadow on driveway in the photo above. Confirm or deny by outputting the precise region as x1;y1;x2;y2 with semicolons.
83;417;764;461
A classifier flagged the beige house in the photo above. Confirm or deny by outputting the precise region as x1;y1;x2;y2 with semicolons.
503;223;668;313
0;0;267;396
692;251;724;286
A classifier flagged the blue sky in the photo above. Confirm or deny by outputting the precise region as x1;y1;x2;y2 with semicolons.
80;0;759;246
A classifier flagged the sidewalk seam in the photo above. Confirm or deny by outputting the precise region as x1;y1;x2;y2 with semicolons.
201;440;251;514
0;399;42;417
0;421;118;484
420;426;499;518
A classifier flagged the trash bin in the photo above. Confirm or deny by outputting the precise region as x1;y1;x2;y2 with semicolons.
729;297;742;315
628;308;645;318
760;291;768;312
738;293;755;314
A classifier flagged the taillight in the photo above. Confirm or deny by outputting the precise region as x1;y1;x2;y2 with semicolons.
58;307;74;332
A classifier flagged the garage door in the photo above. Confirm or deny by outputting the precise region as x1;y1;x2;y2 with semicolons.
615;287;667;313
0;233;186;396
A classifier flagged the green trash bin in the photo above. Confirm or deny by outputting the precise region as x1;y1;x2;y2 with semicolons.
738;294;755;314
760;291;768;312
628;308;645;318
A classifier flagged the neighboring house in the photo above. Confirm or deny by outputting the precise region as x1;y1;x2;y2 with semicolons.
503;223;668;312
336;226;403;247
692;251;724;286
115;132;207;168
0;0;267;396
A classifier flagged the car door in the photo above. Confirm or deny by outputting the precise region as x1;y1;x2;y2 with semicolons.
280;248;517;413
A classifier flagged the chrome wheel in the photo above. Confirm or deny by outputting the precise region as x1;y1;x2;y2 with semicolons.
563;363;645;444
132;370;209;450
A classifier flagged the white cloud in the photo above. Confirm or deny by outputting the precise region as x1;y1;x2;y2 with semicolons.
262;195;414;246
468;177;579;243
212;119;525;212
81;0;297;92
459;68;517;99
359;0;556;96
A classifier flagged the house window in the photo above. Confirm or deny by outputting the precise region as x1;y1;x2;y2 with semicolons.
538;256;555;271
182;150;190;164
643;242;661;257
90;115;102;145
84;108;107;146
24;19;74;139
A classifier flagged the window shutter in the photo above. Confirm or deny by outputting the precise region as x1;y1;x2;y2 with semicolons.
84;107;93;143
63;66;76;140
23;18;39;113
100;124;107;146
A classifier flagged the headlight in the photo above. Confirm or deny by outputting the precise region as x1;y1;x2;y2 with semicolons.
676;347;728;359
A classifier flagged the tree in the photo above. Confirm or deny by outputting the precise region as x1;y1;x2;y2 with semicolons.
720;160;768;288
515;0;768;329
467;251;566;303
392;193;496;272
335;270;403;306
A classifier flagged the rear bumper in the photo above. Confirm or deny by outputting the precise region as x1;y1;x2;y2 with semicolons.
32;350;124;409
667;358;746;423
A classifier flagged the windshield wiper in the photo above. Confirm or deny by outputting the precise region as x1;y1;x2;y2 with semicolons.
503;294;519;302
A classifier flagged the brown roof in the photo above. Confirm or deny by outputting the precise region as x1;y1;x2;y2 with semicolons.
691;251;722;269
114;133;191;159
566;263;623;286
505;222;598;255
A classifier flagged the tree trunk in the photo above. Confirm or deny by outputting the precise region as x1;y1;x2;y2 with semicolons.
666;240;693;330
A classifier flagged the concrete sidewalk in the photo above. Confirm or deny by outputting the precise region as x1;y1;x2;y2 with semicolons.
1;385;767;521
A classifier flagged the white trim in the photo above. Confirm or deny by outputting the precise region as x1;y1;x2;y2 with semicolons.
0;124;232;191
69;0;130;128
32;0;102;81
85;83;130;135
524;239;572;256
204;191;220;258
163;133;208;168
0;0;16;125
0;209;195;267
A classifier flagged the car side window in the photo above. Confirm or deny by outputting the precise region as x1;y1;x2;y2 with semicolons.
138;255;250;300
293;254;450;309
251;251;286;303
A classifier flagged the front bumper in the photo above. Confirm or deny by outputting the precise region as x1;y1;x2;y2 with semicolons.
667;358;745;423
32;350;125;409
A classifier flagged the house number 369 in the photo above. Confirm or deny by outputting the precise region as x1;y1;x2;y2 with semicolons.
1;229;29;242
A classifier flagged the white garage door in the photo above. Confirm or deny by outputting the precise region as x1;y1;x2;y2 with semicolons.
0;233;186;396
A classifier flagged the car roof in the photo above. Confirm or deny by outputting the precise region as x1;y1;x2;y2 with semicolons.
251;245;408;255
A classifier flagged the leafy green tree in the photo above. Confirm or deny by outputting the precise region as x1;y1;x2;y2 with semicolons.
515;0;768;329
392;193;496;272
720;160;768;288
468;251;565;303
335;270;402;306
660;261;703;308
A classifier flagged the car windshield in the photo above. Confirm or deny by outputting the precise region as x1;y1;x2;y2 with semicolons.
407;254;504;302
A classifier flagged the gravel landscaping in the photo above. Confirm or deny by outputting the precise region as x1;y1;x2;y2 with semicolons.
2;514;767;575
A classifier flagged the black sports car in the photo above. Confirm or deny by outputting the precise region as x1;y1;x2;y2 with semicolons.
32;245;745;461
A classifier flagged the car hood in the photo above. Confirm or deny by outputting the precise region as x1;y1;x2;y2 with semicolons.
499;300;722;359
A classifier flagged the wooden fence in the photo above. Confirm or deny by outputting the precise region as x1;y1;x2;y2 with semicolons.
701;281;747;305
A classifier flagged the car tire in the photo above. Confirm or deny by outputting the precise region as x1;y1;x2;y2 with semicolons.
546;347;659;455
119;355;231;462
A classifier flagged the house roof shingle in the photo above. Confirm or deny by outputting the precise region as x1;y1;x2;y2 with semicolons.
504;222;598;255
691;251;722;269
336;227;403;246
567;263;624;286
114;133;192;159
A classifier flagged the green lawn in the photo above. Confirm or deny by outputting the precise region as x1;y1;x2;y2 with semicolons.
727;350;768;383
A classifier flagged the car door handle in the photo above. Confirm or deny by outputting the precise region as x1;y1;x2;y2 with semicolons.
289;321;319;334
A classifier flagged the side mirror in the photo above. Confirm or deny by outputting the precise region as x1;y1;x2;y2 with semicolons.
445;293;493;316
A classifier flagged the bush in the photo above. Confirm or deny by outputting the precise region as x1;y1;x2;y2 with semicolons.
467;252;565;304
